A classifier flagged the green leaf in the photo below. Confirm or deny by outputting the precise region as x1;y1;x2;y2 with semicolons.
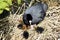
17;0;21;5
0;2;9;9
0;0;4;2
0;10;3;14
5;7;10;11
5;0;12;5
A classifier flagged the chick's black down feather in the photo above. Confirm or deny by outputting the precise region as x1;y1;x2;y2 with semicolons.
23;2;48;25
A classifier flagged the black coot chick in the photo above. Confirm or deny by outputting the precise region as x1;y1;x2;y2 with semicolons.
35;27;44;33
23;2;48;25
23;31;29;39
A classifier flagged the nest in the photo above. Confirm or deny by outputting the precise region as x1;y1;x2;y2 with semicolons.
0;0;60;40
